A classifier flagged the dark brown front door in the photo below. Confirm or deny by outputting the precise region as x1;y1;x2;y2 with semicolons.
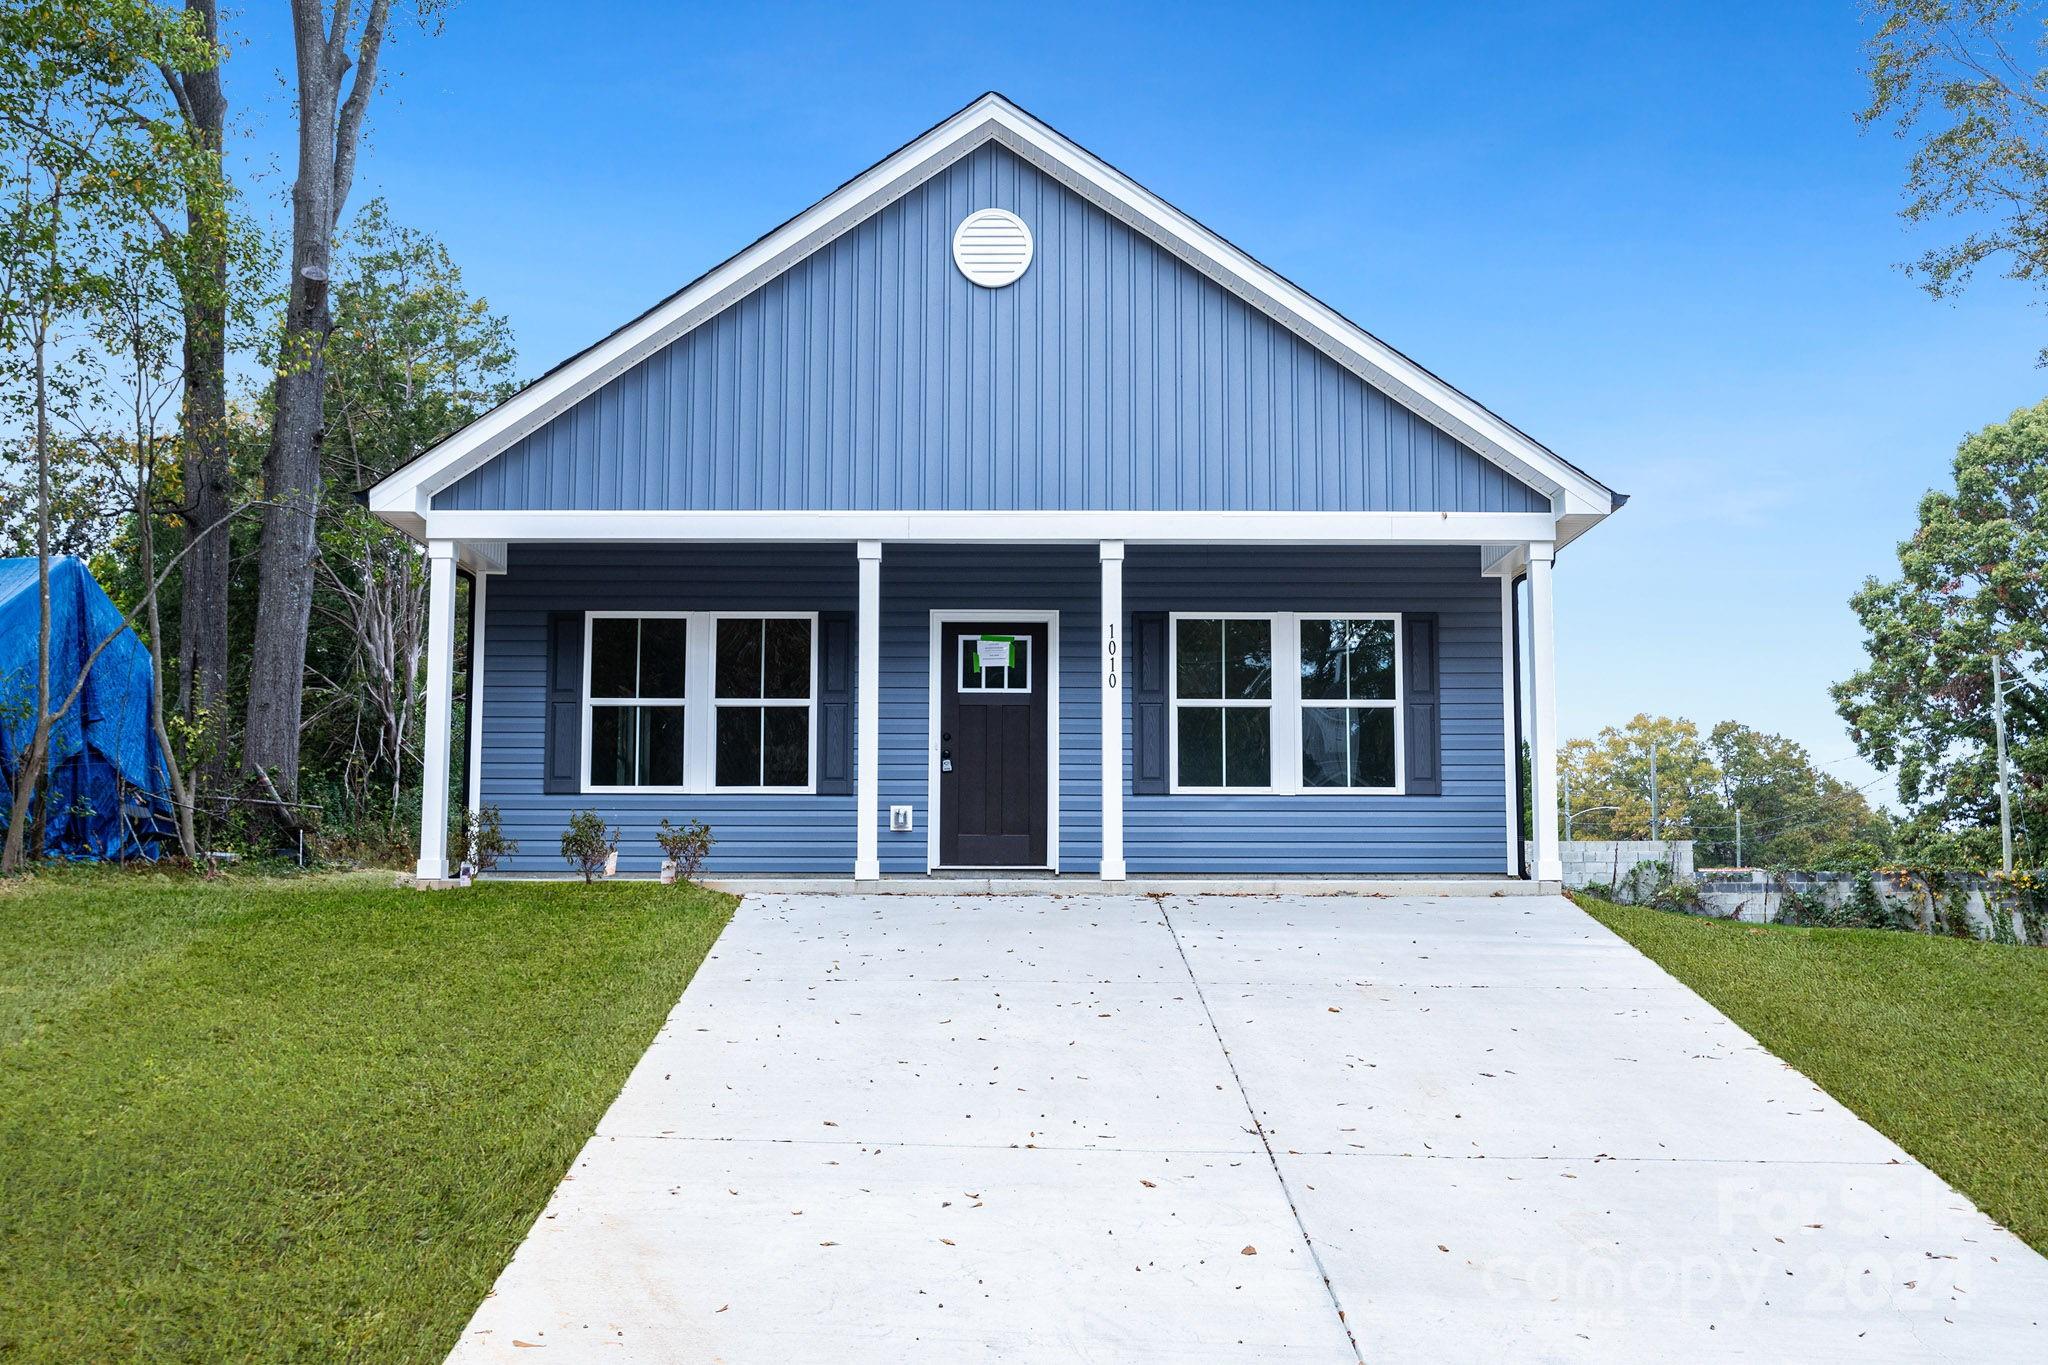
938;621;1050;868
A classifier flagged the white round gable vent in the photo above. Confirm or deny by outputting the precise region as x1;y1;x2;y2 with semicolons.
952;208;1033;288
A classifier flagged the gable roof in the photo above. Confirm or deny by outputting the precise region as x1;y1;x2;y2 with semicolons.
366;93;1618;541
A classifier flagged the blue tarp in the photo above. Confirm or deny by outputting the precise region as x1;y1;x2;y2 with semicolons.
0;556;176;860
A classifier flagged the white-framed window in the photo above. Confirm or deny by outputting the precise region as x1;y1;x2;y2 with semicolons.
1169;611;1404;796
580;610;818;795
712;613;818;792
584;612;690;791
955;631;1033;693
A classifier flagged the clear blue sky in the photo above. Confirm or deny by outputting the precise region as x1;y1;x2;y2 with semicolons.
226;1;2046;804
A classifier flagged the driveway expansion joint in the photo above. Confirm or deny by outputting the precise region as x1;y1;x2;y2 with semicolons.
1158;898;1368;1365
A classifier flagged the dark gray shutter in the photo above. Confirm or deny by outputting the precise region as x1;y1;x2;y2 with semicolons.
1403;613;1441;796
816;610;854;795
544;612;584;794
1130;611;1169;795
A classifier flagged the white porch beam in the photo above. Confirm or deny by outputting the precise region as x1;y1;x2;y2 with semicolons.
854;541;882;881
415;541;458;883
1526;542;1562;885
419;508;1560;547
1099;541;1126;881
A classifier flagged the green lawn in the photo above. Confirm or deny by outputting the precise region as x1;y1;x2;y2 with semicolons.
1580;895;2048;1256
0;869;732;1361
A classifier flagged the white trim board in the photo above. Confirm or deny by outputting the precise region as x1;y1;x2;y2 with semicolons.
419;509;1561;546
925;610;1061;874
366;94;1616;537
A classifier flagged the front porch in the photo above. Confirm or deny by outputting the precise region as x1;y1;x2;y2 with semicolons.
409;531;1569;887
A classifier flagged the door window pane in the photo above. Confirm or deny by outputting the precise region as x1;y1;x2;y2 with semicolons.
1176;618;1222;699
590;618;637;698
959;634;1031;691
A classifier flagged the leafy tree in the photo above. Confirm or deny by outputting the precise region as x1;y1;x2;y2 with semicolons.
243;0;444;810
301;200;514;820
1832;398;2047;865
1558;715;1719;842
1696;722;1891;868
0;0;218;870
1861;1;2048;357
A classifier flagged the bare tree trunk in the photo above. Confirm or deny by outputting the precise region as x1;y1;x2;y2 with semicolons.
3;312;56;873
164;0;230;764
241;0;392;809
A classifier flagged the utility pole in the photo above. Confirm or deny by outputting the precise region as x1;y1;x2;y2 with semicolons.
1648;745;1660;842
1564;769;1572;841
1735;807;1743;869
1993;654;2015;875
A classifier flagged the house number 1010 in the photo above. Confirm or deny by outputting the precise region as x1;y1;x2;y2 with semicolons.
1105;622;1118;689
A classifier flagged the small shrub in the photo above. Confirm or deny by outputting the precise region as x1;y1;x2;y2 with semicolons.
655;817;714;885
449;804;518;874
559;810;619;884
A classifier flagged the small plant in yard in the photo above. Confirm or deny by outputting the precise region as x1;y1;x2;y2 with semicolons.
655;817;714;885
559;810;619;884
449;804;518;875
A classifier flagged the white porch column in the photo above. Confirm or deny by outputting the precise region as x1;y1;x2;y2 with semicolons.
1526;541;1563;884
854;541;882;881
466;569;488;822
1099;541;1126;881
415;540;458;883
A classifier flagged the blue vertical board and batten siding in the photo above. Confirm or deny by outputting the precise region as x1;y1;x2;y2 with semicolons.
435;143;1546;516
478;543;1508;877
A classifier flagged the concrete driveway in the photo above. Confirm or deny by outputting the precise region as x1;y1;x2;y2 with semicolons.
449;894;2048;1362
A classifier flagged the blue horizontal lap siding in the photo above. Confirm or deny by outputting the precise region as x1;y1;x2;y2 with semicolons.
479;544;857;875
479;544;1508;877
1123;546;1509;875
436;143;1546;516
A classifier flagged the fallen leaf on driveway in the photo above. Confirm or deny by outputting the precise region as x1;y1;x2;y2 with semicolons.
1140;1179;1157;1188
1438;1244;1450;1253
940;1238;955;1246
1241;1246;1257;1256
1328;1007;1341;1013
513;1342;543;1349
